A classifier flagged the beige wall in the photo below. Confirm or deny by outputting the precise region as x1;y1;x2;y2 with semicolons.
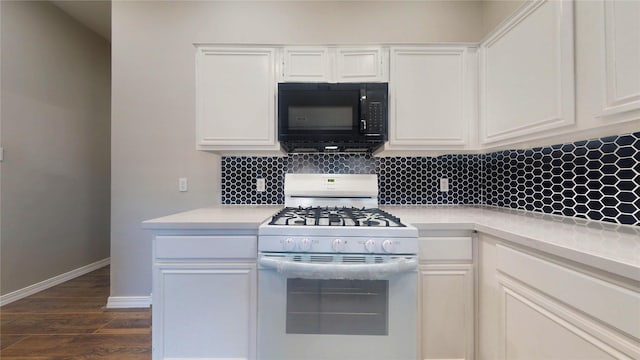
0;1;111;295
111;0;486;299
482;0;528;37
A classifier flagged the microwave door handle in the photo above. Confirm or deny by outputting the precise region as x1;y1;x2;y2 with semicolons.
259;256;417;280
360;90;367;133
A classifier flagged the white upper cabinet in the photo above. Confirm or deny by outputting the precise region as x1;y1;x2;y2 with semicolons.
280;46;389;83
599;0;640;118
196;46;279;152
386;46;476;150
335;47;388;82
281;47;331;82
193;5;639;156
479;0;575;145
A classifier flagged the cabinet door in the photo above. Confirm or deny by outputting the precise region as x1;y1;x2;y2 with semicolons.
478;235;501;360
388;46;473;149
153;264;257;360
419;263;474;360
479;0;574;145
478;234;640;360
282;47;331;82
196;47;278;151
600;0;640;118
500;288;621;360
335;47;388;82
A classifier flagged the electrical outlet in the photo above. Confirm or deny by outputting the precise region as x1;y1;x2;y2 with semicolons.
256;178;266;192
440;178;449;192
178;177;188;192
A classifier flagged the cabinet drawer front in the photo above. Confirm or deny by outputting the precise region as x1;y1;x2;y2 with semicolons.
419;237;472;261
155;236;257;260
497;245;640;339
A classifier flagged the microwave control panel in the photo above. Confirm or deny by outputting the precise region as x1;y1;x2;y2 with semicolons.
362;83;387;137
367;101;384;134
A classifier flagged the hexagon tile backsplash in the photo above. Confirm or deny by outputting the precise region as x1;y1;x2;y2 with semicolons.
221;132;639;226
484;132;639;226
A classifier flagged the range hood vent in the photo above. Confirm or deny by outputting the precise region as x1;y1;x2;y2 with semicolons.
280;140;384;154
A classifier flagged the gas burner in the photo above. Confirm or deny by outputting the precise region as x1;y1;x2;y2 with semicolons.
268;206;406;227
259;174;417;255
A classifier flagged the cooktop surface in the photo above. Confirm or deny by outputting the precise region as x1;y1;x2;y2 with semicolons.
268;207;406;227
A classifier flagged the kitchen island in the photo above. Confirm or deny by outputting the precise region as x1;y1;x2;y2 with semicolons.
143;205;640;360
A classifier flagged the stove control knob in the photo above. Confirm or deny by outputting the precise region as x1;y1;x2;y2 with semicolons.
283;237;296;251
332;238;345;252
364;239;376;253
299;238;312;251
382;239;394;253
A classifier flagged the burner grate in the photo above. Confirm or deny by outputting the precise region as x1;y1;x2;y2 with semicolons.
269;207;406;227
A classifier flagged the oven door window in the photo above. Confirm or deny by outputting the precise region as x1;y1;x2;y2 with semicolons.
285;278;388;336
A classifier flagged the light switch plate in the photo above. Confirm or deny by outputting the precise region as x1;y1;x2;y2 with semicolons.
440;178;449;192
256;178;266;192
178;177;188;192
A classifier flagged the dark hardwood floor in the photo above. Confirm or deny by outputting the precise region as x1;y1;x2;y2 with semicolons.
0;266;151;359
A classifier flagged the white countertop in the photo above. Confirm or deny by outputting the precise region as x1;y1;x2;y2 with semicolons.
142;205;282;230
382;205;640;282
143;204;640;282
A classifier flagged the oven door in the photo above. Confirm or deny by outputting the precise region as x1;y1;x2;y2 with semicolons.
258;253;417;360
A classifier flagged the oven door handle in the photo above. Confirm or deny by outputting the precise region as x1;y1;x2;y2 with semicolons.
258;255;418;280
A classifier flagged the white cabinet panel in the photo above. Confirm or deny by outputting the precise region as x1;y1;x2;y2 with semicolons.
480;0;575;145
478;234;640;360
335;47;388;82
282;47;331;82
418;237;472;261
152;234;258;360
601;0;640;117
503;289;619;360
388;46;473;149
155;235;257;260
497;244;640;340
419;264;474;360
154;264;257;360
281;46;388;83
418;234;475;360
478;235;502;360
196;46;278;151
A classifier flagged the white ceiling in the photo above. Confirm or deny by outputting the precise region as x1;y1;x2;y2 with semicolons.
50;0;111;42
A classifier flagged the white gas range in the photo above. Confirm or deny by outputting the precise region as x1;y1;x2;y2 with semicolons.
257;173;418;360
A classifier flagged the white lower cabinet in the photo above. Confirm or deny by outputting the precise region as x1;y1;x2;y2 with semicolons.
418;235;475;360
152;235;257;360
478;233;640;360
149;229;639;360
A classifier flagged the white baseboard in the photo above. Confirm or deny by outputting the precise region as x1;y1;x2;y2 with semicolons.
107;295;151;309
0;257;111;306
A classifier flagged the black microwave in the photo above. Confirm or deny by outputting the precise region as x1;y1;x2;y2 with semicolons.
278;82;388;153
